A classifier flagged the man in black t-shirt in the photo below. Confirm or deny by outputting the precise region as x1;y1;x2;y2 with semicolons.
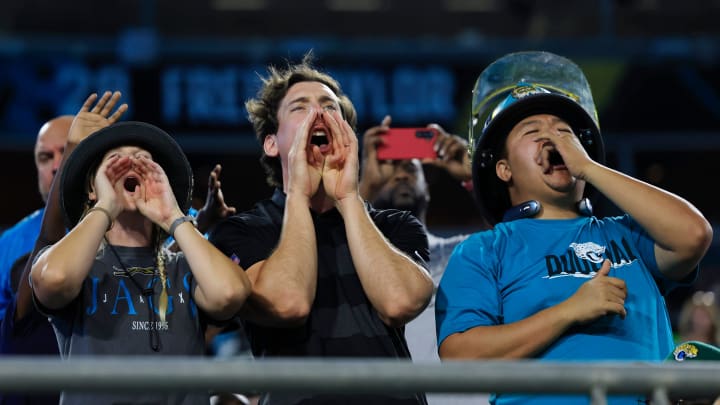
210;54;434;405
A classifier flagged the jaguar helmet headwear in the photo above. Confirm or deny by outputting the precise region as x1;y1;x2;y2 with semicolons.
468;51;605;226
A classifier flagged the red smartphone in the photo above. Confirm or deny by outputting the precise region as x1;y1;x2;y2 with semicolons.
376;127;438;161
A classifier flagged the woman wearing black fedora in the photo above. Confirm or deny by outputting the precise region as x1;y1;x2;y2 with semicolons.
30;120;251;404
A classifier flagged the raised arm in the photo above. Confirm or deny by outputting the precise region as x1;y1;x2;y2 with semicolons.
552;128;712;280
237;108;322;327
165;164;236;253
23;92;127;314
132;157;250;321
324;110;433;327
583;166;711;280
360;119;472;203
359;115;391;202
194;164;237;234
422;123;472;183
31;147;130;309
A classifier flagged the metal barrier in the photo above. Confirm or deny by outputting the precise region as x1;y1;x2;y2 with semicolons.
0;357;718;404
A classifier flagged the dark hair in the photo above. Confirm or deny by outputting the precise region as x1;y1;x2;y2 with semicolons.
245;52;358;187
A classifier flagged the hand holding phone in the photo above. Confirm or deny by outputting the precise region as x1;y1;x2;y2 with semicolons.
376;127;439;161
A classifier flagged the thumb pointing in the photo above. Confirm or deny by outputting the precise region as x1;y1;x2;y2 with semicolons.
594;259;612;277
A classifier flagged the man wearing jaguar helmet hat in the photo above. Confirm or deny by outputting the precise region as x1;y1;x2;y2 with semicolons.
435;51;713;404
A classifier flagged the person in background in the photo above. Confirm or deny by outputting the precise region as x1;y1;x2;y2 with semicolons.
359;115;490;405
196;164;237;235
436;51;713;405
209;54;433;405
0;115;73;321
165;163;237;252
677;290;720;346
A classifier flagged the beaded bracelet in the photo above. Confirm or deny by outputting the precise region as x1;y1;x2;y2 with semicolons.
85;206;114;231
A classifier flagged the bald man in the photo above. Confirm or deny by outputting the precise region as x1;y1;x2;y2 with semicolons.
0;116;73;321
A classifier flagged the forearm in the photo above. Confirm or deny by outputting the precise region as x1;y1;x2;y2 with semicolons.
39;142;79;244
584;163;712;275
251;193;318;321
16;210;65;319
15;259;35;320
439;303;576;359
338;195;433;326
30;209;108;309
16;142;78;319
173;222;250;319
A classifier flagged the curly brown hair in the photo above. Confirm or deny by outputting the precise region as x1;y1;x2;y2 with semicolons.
246;53;358;187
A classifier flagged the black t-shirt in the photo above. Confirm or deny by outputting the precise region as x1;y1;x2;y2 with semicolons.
210;189;430;405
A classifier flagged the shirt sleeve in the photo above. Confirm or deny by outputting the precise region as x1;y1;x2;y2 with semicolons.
29;245;76;320
617;214;696;294
372;209;430;270
208;214;280;271
0;268;11;321
435;232;501;347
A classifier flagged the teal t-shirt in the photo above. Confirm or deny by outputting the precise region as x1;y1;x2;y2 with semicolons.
436;215;692;405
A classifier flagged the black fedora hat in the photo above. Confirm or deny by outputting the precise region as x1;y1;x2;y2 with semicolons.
60;121;193;229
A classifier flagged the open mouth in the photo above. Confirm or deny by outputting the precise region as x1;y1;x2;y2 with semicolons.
124;176;140;192
548;150;565;166
310;130;329;147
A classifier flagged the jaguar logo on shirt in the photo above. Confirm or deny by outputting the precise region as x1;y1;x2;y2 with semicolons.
544;237;638;279
568;242;605;263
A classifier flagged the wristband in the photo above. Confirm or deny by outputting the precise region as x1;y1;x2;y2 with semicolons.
85;207;114;231
168;215;196;238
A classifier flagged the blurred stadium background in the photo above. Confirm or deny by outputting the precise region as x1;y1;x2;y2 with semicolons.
0;0;719;325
